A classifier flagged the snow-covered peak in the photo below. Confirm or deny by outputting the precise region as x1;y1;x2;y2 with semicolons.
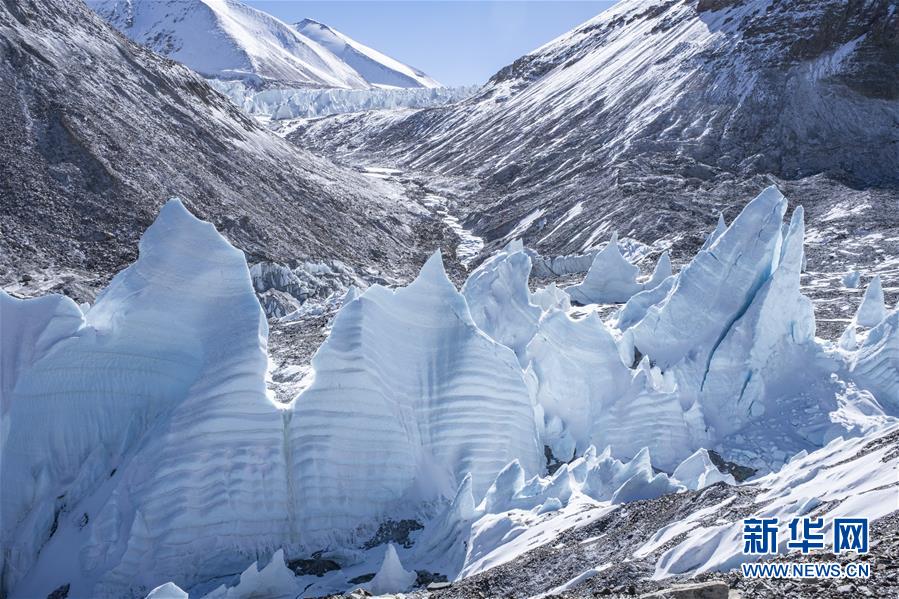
89;0;365;88
89;0;440;89
296;18;441;89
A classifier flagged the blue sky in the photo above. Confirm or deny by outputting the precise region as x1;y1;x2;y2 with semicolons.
245;1;617;87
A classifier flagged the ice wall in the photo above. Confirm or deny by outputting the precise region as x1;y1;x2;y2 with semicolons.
289;252;541;546
630;186;788;369
462;241;542;364
2;200;284;597
210;80;476;120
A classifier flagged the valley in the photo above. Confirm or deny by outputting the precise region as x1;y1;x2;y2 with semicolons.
1;1;897;598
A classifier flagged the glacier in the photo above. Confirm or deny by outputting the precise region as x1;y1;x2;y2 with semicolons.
1;187;897;598
565;233;673;305
287;251;542;547
1;200;285;597
210;79;476;121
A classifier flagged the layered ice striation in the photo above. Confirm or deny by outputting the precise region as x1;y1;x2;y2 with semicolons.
1;206;545;597
1;200;284;597
288;251;541;546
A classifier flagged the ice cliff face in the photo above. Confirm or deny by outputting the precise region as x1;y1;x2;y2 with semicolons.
1;201;282;597
210;80;475;121
290;252;541;546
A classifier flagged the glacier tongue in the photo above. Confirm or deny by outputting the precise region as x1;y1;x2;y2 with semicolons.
210;79;475;121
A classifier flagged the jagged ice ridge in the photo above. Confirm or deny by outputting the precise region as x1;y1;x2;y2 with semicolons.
1;187;897;598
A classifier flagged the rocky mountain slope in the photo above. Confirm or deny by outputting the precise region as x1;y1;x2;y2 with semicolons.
0;0;438;301
89;0;441;89
288;0;899;331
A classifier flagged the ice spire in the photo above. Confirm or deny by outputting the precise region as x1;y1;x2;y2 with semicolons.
646;251;672;289
700;212;727;250
567;232;642;303
368;544;416;595
855;275;887;327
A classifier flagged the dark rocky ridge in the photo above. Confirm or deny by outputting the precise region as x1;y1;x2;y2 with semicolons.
0;0;437;298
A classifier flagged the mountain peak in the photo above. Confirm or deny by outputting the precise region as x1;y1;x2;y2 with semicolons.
295;16;441;88
296;17;327;29
89;0;440;89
